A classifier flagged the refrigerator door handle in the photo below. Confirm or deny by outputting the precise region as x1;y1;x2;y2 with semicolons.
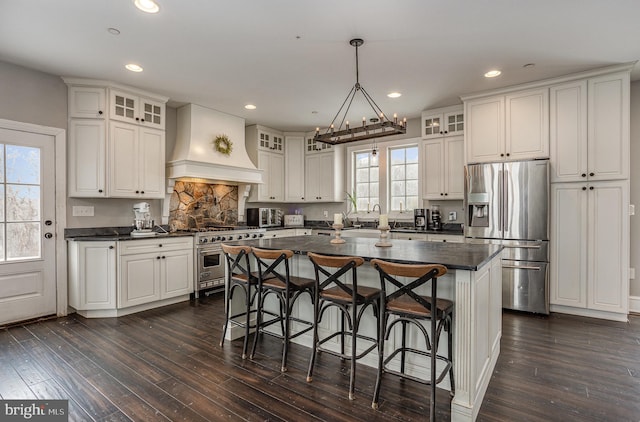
503;264;542;271
503;244;541;250
504;169;509;232
498;170;503;232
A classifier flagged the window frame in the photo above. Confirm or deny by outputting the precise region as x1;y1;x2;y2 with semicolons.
346;137;421;218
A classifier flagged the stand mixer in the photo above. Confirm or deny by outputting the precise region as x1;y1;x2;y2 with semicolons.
132;202;155;237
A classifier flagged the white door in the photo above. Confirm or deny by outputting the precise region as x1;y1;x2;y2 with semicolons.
0;127;56;325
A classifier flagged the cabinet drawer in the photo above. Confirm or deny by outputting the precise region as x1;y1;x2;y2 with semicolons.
119;237;193;255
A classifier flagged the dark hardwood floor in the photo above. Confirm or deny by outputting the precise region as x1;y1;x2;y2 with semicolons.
1;294;639;421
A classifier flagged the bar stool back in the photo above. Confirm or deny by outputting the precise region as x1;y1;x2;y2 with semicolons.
250;247;315;372
370;259;454;421
219;244;258;359
306;252;381;400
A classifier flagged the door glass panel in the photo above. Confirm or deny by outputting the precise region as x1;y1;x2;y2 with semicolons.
0;144;42;262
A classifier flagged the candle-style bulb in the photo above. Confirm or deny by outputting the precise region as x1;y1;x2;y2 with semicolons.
315;127;320;134
394;113;398;124
346;121;350;130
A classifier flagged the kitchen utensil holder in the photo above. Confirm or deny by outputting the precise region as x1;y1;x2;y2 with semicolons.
331;224;346;244
375;225;392;247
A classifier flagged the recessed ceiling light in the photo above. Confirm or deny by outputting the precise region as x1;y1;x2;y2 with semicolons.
484;70;502;78
125;63;143;72
107;27;121;36
134;0;160;13
244;104;256;110
387;92;402;98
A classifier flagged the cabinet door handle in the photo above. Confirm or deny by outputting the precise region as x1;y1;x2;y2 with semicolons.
158;244;163;247
109;245;114;249
500;153;505;157
582;186;587;191
589;172;595;177
506;153;510;157
98;189;103;193
141;118;145;122
98;110;103;115
589;186;594;190
444;193;448;196
135;190;140;194
157;256;161;259
162;256;166;259
581;173;587;177
136;117;140;121
141;191;145;194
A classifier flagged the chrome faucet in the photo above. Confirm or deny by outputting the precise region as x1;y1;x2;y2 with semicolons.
371;204;381;214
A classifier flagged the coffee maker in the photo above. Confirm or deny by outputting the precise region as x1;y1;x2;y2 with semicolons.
414;208;429;230
431;205;442;231
132;202;155;236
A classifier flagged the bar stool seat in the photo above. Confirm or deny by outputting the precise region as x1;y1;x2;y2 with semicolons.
251;247;315;372
306;252;381;401
370;259;454;421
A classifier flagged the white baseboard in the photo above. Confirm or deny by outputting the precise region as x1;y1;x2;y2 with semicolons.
629;295;640;314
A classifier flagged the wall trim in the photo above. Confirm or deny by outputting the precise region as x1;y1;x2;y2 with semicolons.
629;295;640;314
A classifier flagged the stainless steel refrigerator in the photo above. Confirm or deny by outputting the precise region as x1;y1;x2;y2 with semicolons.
464;160;549;314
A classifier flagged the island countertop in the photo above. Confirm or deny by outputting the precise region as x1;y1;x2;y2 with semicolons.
226;235;502;271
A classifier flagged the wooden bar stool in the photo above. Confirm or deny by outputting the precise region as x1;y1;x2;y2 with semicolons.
306;252;381;400
370;259;454;421
250;247;315;372
219;244;259;359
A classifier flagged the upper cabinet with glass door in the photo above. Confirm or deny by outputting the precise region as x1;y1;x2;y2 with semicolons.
109;89;166;130
421;105;464;140
305;131;333;154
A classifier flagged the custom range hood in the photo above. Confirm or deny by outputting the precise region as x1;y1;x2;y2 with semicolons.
166;104;263;185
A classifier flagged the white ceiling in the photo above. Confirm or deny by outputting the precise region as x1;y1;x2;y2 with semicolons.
1;0;639;132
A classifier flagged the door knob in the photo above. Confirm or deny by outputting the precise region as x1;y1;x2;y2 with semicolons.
45;220;53;226
44;233;53;239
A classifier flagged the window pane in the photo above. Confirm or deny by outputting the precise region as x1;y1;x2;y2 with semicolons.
355;153;369;168
7;185;40;221
391;181;405;196
391;164;405;180
7;222;40;260
0;185;4;222
6;145;40;184
369;168;379;182
390;148;404;165
406;147;419;163
407;196;419;210
356;168;370;182
356;183;369;198
406;163;419;179
406;180;419;196
370;183;379;198
0;224;4;260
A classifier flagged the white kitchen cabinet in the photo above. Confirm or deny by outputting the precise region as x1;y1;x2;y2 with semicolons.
247;125;284;152
550;72;629;183
68;119;107;197
391;232;428;241
550;181;629;319
428;234;464;243
109;88;165;130
465;88;549;163
421;105;464;140
264;229;297;238
305;131;333;153
68;241;117;311
285;135;306;202
68;86;106;118
118;237;194;308
305;152;341;202
109;121;165;199
423;135;464;200
252;150;284;202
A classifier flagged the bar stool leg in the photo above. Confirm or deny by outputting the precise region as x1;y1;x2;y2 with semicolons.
349;304;357;400
242;285;252;359
249;288;263;360
401;320;407;374
306;293;320;383
220;284;232;348
281;294;291;372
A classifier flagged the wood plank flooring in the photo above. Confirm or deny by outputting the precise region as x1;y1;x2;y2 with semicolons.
1;293;639;421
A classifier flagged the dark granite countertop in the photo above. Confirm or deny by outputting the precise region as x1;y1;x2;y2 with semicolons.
226;235;501;271
65;226;194;241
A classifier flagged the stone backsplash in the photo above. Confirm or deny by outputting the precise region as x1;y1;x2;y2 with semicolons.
168;181;238;231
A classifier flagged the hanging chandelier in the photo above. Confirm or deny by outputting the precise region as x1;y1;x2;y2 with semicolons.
313;38;406;145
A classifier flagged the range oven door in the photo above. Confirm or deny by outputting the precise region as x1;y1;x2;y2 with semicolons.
198;247;225;290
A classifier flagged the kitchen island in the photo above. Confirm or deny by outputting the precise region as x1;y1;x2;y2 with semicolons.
225;235;502;422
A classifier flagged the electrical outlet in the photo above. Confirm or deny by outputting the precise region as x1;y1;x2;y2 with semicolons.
323;210;329;218
72;206;94;217
630;204;635;216
448;211;457;221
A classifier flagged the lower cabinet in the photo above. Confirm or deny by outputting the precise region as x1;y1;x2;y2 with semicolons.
550;181;629;320
68;241;117;310
118;237;194;308
68;236;194;317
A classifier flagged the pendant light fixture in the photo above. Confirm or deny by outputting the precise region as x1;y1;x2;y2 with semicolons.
313;38;406;145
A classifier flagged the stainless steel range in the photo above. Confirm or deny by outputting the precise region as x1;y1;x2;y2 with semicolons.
193;227;266;296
